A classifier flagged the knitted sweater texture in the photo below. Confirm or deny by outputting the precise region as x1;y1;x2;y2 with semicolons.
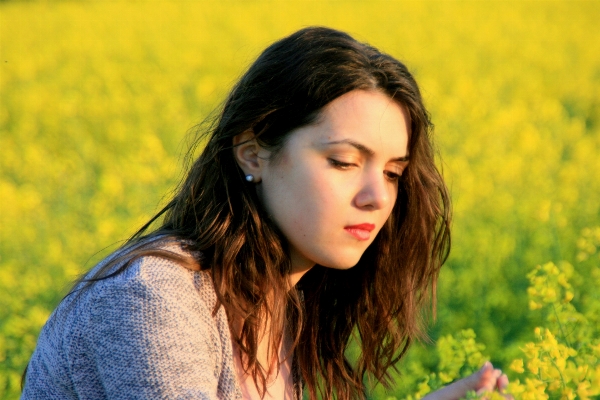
22;240;300;399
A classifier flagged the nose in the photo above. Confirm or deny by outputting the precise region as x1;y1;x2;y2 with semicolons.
353;171;393;211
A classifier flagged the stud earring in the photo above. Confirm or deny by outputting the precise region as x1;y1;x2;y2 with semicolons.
245;174;254;182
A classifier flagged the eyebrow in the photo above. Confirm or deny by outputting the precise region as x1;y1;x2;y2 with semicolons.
322;139;409;162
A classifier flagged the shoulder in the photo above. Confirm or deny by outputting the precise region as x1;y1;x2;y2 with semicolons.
46;238;225;352
44;237;224;353
24;238;236;399
83;238;219;320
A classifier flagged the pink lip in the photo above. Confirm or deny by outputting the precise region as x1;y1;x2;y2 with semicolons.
344;223;376;241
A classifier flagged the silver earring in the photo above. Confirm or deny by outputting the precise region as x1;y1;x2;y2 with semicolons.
245;174;254;182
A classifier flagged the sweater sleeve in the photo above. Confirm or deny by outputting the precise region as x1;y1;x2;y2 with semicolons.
70;260;224;400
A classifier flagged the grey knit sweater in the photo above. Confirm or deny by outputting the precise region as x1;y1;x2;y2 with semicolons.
22;241;301;399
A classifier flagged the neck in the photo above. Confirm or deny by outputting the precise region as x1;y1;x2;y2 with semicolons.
288;248;315;286
289;265;312;287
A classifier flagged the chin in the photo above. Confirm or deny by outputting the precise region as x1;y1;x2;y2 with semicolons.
325;263;359;271
318;254;362;270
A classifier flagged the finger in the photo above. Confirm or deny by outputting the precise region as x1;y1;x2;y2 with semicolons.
479;361;493;380
493;368;502;379
497;373;509;391
474;362;497;392
481;361;493;373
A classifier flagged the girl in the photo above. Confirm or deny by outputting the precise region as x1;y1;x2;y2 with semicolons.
22;27;510;399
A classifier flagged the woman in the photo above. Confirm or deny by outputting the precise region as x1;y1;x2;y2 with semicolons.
22;27;509;399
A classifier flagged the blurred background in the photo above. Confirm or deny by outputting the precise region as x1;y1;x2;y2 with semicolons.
1;1;599;398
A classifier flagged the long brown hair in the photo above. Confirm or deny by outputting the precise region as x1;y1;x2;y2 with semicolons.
69;27;451;399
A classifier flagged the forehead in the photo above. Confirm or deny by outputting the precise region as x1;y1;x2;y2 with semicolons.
307;90;410;154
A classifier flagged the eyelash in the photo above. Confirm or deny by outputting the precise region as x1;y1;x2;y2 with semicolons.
328;158;355;170
328;158;402;182
384;171;402;182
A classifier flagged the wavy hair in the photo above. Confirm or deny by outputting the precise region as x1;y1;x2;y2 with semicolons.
66;27;451;399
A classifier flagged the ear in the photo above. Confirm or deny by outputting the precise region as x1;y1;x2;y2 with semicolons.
232;130;268;183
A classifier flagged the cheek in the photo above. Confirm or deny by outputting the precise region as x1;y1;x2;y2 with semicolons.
387;189;399;216
297;160;351;210
382;190;399;227
289;173;331;222
262;163;343;237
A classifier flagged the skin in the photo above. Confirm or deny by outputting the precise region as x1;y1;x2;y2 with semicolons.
233;89;512;399
423;362;512;400
235;89;410;285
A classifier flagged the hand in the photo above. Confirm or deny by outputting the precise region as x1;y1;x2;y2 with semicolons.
422;361;513;400
470;361;510;397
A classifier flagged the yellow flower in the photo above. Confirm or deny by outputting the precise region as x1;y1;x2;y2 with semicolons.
524;378;549;400
529;300;543;310
547;380;561;391
561;387;576;400
510;359;525;374
527;357;542;375
577;381;591;399
563;291;574;302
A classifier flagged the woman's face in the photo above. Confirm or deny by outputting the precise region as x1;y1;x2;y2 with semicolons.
258;90;410;283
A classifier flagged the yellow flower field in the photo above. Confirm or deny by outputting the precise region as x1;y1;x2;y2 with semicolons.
1;1;599;398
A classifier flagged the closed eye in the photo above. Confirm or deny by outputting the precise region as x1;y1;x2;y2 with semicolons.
328;158;356;170
384;170;402;182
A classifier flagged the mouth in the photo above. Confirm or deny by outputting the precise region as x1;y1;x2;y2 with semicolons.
344;223;375;241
